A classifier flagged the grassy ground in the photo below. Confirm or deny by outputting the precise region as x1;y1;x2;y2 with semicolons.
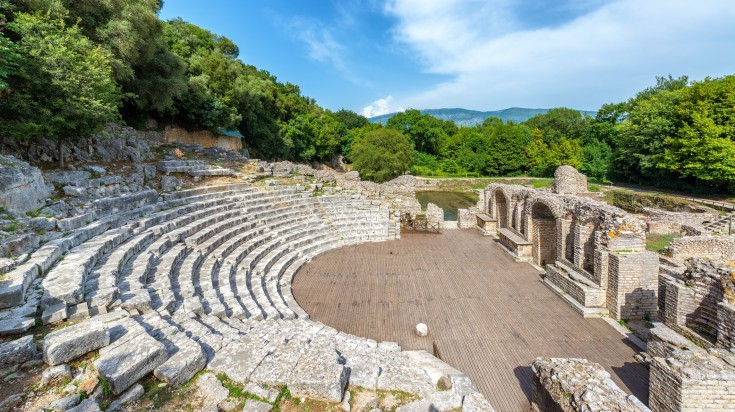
646;234;678;254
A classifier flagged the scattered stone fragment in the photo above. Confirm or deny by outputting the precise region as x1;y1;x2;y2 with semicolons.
41;364;72;387
242;400;273;412
219;399;238;412
197;372;229;404
106;383;144;412
49;393;81;411
0;393;23;411
0;335;36;368
243;382;279;403
67;398;101;412
436;374;452;391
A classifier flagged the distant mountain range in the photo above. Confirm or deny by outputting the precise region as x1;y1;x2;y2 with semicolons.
369;107;597;126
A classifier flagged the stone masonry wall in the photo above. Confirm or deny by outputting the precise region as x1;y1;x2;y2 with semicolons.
457;207;478;228
606;251;659;320
665;235;735;262
162;126;242;151
531;358;649;412
533;219;557;265
717;301;735;350
649;350;735;412
552;166;587;195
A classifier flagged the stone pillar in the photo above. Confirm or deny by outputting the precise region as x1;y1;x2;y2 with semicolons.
606;251;659;320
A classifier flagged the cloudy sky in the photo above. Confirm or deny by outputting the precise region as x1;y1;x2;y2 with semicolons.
160;0;735;117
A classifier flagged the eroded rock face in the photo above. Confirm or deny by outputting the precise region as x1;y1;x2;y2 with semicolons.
0;155;53;213
552;165;587;195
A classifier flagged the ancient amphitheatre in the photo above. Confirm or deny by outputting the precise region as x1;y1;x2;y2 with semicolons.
0;137;734;412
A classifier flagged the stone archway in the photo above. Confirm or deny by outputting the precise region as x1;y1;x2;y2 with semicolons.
531;202;557;266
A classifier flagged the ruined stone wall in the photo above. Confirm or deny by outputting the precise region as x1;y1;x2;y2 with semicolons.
530;358;649;412
681;259;726;338
426;203;444;227
533;219;557;265
162;126;242;151
552;165;587;195
717;301;735;349
457;208;477;228
642;207;718;235
606;251;659;320
665;235;735;262
649;350;735;412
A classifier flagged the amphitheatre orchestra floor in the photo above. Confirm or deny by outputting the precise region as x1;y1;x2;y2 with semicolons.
292;229;649;412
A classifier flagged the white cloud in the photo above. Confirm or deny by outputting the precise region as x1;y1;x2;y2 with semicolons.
362;96;402;117
382;0;735;110
285;17;370;86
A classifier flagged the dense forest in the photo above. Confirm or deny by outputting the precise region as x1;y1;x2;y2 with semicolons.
0;1;733;192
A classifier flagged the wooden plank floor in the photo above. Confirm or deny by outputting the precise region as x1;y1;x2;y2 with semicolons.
292;229;649;412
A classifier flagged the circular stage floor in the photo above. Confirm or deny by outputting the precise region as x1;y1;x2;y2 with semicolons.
292;229;649;412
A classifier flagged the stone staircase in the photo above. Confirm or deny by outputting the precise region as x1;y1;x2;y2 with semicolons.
0;183;493;410
704;211;735;235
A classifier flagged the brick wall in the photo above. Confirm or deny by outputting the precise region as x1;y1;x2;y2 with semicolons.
533;219;557;265
606;251;659;320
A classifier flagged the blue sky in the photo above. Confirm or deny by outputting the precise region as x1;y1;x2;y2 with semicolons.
160;0;735;117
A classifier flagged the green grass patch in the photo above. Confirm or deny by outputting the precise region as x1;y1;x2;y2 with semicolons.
605;190;699;213
531;179;553;189
646;234;678;253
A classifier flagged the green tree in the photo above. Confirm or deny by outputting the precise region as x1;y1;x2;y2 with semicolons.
657;76;735;187
580;139;612;181
351;128;413;182
3;11;120;168
386;109;449;155
0;32;20;93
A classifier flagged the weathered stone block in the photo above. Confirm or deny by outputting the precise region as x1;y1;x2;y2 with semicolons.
44;320;110;365
0;155;53;213
94;333;167;394
0;335;36;368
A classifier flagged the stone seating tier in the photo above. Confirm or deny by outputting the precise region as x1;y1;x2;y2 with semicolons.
1;183;494;411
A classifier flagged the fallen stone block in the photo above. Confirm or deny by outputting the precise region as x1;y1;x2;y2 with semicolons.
44;320;110;366
288;345;347;403
0;316;35;336
153;340;206;387
0;335;36;368
197;372;229;404
94;332;167;395
41;364;72;387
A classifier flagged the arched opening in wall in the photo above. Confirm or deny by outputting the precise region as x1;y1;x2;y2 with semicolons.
532;202;557;266
494;191;508;229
